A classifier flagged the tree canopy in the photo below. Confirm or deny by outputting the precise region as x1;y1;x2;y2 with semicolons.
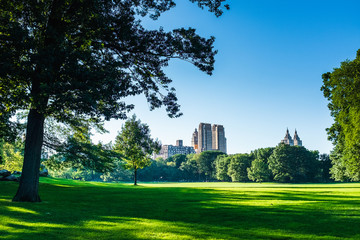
0;0;228;125
215;154;231;181
43;124;119;174
196;151;224;181
268;144;320;183
227;154;252;182
0;0;228;201
247;158;271;183
321;49;360;181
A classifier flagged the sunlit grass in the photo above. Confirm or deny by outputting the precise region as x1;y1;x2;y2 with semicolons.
1;178;360;239
6;206;39;215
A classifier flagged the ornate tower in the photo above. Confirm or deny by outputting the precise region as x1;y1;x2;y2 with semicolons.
281;128;294;146
293;129;302;146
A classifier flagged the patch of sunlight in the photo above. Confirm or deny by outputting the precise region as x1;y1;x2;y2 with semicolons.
51;184;76;188
0;224;14;233
246;227;342;240
0;198;10;202
15;222;67;228
0;216;68;234
211;199;318;207
141;182;295;189
6;206;39;215
82;217;199;240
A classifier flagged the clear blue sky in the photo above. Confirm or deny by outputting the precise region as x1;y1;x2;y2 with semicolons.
93;0;360;154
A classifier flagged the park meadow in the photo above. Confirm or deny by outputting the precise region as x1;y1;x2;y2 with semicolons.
1;178;360;240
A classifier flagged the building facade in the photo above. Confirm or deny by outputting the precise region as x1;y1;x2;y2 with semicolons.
153;140;195;160
212;124;227;153
192;123;227;154
280;129;302;146
198;123;212;153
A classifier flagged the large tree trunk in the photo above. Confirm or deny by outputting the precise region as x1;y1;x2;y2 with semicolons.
134;168;137;185
13;109;45;202
13;0;63;202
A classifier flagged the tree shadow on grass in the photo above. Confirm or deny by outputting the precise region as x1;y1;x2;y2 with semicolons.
1;180;360;239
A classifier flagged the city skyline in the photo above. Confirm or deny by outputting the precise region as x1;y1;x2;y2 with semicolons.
92;0;360;154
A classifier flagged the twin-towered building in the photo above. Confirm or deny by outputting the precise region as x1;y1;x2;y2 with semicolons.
280;128;303;146
191;123;227;154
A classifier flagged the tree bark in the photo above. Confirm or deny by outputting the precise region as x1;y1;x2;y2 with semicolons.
134;168;137;185
13;109;45;202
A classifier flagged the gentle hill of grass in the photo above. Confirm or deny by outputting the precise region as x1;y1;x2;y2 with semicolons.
1;178;360;239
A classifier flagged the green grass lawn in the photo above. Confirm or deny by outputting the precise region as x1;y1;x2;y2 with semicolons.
1;179;360;239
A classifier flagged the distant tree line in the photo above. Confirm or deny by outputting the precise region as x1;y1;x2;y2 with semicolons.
144;144;332;183
32;144;331;183
0;115;336;184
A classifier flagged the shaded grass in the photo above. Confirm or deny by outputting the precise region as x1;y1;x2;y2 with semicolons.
1;178;360;239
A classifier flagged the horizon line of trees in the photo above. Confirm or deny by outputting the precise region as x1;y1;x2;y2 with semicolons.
1;136;334;183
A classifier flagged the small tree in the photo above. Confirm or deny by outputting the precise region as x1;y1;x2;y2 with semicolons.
114;116;160;185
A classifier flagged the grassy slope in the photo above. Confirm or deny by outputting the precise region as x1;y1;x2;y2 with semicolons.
1;179;360;240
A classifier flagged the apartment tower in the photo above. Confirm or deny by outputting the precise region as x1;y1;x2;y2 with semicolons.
193;123;227;154
198;123;212;152
212;124;227;153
